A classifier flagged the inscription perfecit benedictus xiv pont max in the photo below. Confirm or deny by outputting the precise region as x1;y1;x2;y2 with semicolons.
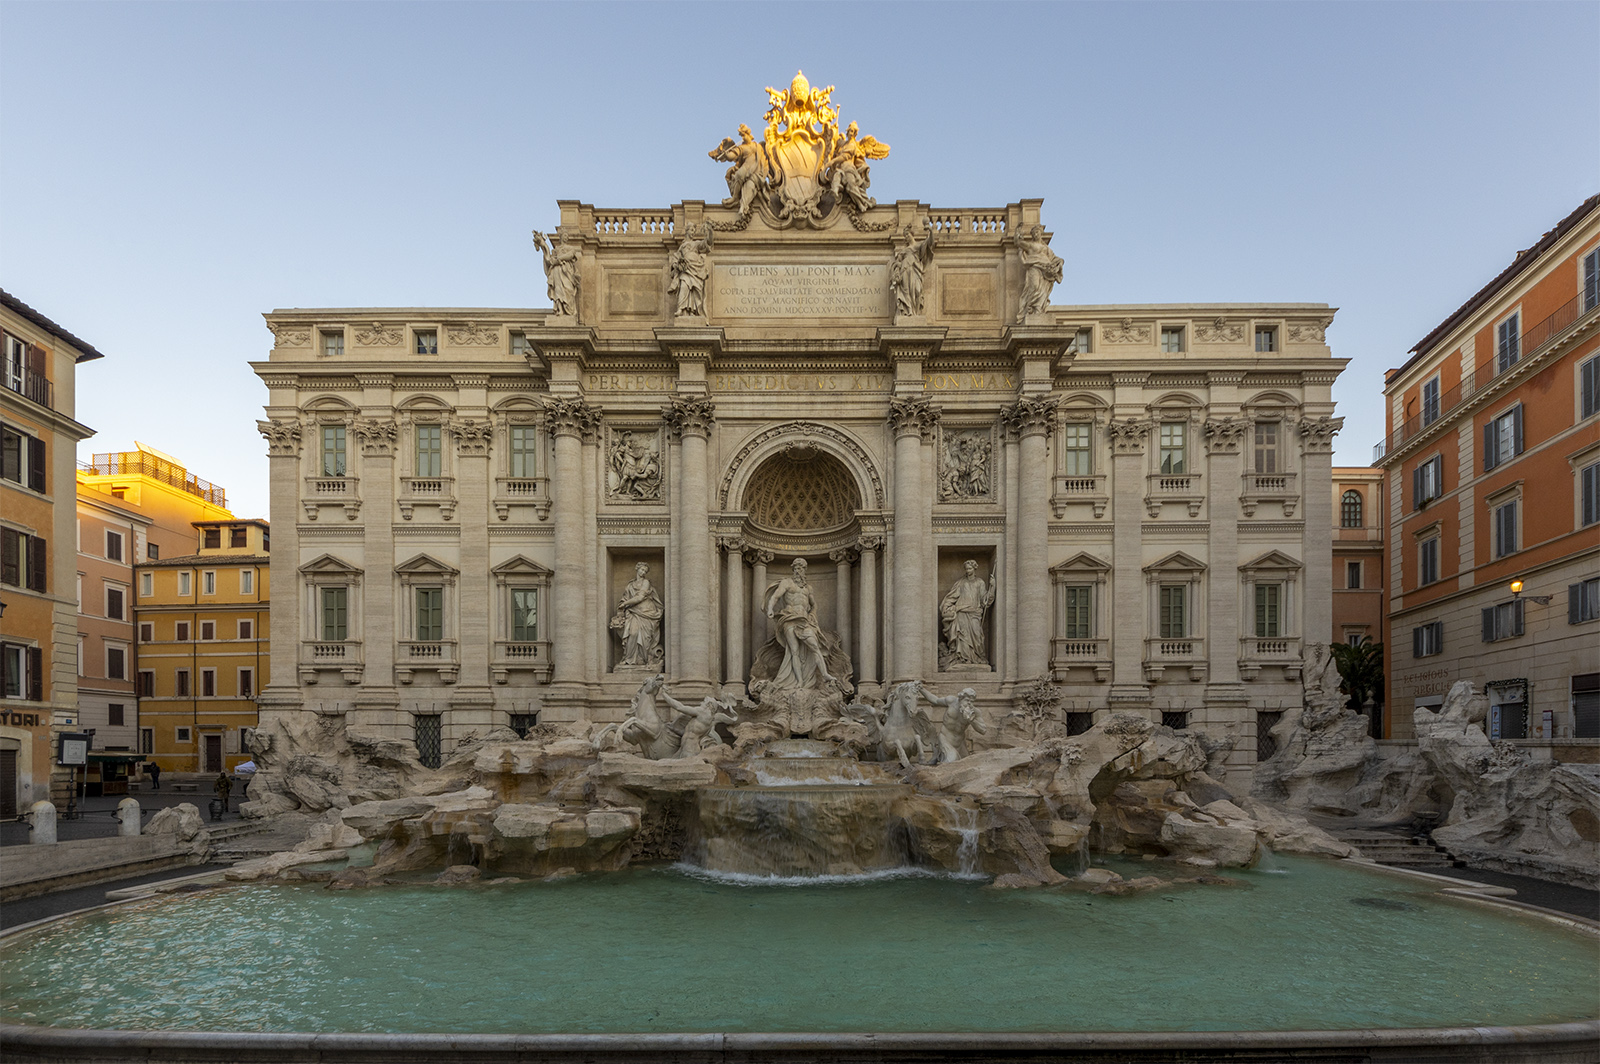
712;264;890;318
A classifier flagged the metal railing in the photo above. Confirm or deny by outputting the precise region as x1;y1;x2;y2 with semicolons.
1376;293;1595;460
83;452;227;507
4;368;53;409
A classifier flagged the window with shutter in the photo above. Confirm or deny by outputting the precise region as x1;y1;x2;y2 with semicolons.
1497;314;1520;372
1584;249;1599;313
25;535;45;591
26;646;42;701
0;528;18;587
1572;578;1600;624
1493;500;1518;558
1583;355;1599;421
27;435;44;492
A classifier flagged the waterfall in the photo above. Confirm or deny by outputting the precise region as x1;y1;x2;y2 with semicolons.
953;804;980;876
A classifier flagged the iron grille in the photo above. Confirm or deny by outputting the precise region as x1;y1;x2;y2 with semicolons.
509;713;538;739
1257;711;1284;761
1065;712;1095;736
1161;711;1189;731
414;715;442;769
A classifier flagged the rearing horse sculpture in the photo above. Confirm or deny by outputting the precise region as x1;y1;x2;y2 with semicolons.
592;673;683;760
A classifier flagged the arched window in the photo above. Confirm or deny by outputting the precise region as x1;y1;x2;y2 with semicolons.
1341;490;1363;528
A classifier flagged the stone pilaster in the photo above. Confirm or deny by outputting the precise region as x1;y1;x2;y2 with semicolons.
1005;396;1057;680
1202;416;1248;700
748;548;772;659
257;415;306;714
888;395;939;683
351;412;398;689
1107;417;1153;704
857;536;881;689
830;547;856;665
1297;415;1343;644
451;408;493;691
665;396;716;691
547;398;596;688
721;536;746;694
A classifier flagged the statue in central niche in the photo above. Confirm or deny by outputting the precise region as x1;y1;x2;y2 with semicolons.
744;557;855;742
940;559;996;668
764;558;838;692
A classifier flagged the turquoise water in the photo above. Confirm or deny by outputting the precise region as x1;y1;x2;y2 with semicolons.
2;857;1595;1034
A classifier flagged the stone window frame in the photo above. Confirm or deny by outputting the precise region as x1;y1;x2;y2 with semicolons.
491;401;553;521
1412;519;1443;588
301;398;362;521
1570;439;1600;529
1253;323;1279;353
412;325;440;357
1238;549;1302;642
1341;489;1364;528
1143;551;1208;682
319;327;346;359
1577;351;1599;423
396;398;459;520
104;639;128;681
394;553;460;685
298;553;364;685
1048;551;1111;683
1159;323;1186;354
1485;480;1523;560
490;554;554;685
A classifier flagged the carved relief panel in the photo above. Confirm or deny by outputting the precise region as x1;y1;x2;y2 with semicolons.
605;425;664;502
936;425;995;502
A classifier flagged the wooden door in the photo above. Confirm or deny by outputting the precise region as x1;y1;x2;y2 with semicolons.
0;749;17;819
203;734;223;773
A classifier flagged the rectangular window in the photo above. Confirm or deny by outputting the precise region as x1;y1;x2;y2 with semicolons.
138;671;154;697
146;543;158;560
199;621;215;641
240;569;254;595
107;646;126;680
1421;377;1440;426
1493;500;1518;558
1160;326;1184;353
105;530;123;561
414;714;443;769
1582;355;1599;420
203;528;221;549
1158;585;1187;638
511;589;538;642
140;728;153;754
1346;561;1362;589
1159;422;1186;475
1496;313;1519;373
1570;577;1600;624
321;587;348;641
1419;538;1440;586
1483;405;1524;471
139;572;153;597
1573;673;1600;739
511;331;532;359
200;669;216;697
415;329;438;355
415;425;442;478
509;712;538;739
1253;421;1279;474
201;571;216;595
321;425;346;476
1584;248;1599;313
1482;600;1525;642
1062;423;1092;476
108;703;125;726
1063;586;1093;639
138;622;153;642
177;571;191;597
1414;455;1443;508
174;669;191;697
176;621;192;642
322;331;344;358
415;586;444;641
106;586;124;620
238;619;254;639
0;529;45;592
176;726;191;744
1584;461;1600;527
1070;326;1093;354
1412;621;1443;657
231;526;247;548
510;425;537;478
0;424;46;492
238;668;254;699
1254;326;1277;353
1161;710;1189;730
1254;584;1282;638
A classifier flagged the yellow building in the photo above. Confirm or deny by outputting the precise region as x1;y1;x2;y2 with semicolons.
134;518;270;774
2;290;100;814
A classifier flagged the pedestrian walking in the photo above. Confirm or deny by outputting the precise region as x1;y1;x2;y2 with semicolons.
147;762;161;790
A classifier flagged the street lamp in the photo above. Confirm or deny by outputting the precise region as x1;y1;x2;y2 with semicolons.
1508;579;1553;605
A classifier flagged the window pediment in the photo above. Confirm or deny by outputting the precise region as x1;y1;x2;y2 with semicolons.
1144;550;1207;575
395;553;460;577
1051;551;1111;575
1239;549;1302;574
299;553;363;576
491;555;553;578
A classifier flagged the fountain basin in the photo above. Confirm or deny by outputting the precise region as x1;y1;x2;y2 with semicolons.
2;857;1595;1062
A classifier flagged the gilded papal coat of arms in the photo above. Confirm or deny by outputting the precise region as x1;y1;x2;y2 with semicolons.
708;71;890;228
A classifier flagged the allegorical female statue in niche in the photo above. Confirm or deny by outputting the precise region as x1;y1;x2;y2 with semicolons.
940;560;996;667
610;562;664;667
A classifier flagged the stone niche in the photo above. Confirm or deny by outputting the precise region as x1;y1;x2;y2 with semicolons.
936;547;998;673
607;548;667;673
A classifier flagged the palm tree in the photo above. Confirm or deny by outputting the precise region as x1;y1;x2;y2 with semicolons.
1330;640;1384;711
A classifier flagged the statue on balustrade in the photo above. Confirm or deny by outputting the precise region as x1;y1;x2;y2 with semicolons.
940;560;995;668
668;224;713;318
1015;224;1063;321
610;563;664;667
709;124;769;216
889;222;935;319
532;230;581;318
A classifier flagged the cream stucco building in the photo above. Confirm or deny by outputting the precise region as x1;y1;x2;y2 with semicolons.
251;83;1345;786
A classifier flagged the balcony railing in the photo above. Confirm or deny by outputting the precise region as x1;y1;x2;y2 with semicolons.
83;451;226;506
1240;471;1299;518
493;639;553;684
1376;294;1596;460
1049;637;1109;683
397;640;459;684
1239;635;1304;681
298;640;363;685
1145;472;1204;518
399;475;456;521
1144;636;1208;683
4;368;54;410
302;475;360;521
494;475;552;521
1050;473;1108;517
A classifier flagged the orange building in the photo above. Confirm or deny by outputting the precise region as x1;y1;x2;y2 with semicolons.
74;483;150;793
0;290;101;814
1379;195;1599;750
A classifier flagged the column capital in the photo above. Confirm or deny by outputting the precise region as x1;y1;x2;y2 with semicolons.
717;535;746;554
1003;395;1058;439
352;416;398;457
664;396;716;438
1106;417;1153;455
857;534;884;553
887;395;940;439
257;418;303;457
828;547;859;564
1295;415;1344;454
449;416;494;457
545;397;601;440
746;547;774;565
1201;416;1249;455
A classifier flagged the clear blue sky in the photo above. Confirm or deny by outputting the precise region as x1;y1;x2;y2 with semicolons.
3;1;1596;519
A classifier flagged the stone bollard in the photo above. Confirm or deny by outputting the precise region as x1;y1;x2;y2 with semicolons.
26;801;57;845
117;798;142;836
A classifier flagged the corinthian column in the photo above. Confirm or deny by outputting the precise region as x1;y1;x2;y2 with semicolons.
888;396;938;683
748;548;772;656
1007;396;1057;680
1297;416;1343;644
665;397;716;691
721;537;746;693
1107;417;1153;703
548;399;594;687
857;536;881;689
830;547;856;663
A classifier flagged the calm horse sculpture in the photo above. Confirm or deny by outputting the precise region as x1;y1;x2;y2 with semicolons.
593;673;683;760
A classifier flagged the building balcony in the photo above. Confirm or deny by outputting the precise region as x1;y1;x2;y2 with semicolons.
399;476;456;521
299;640;363;685
397;640;459;684
492;640;553;685
1050;474;1108;518
303;475;360;521
1049;637;1109;682
1239;635;1303;682
1144;473;1204;518
1240;471;1298;518
4;368;54;410
1143;637;1207;683
493;476;552;522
